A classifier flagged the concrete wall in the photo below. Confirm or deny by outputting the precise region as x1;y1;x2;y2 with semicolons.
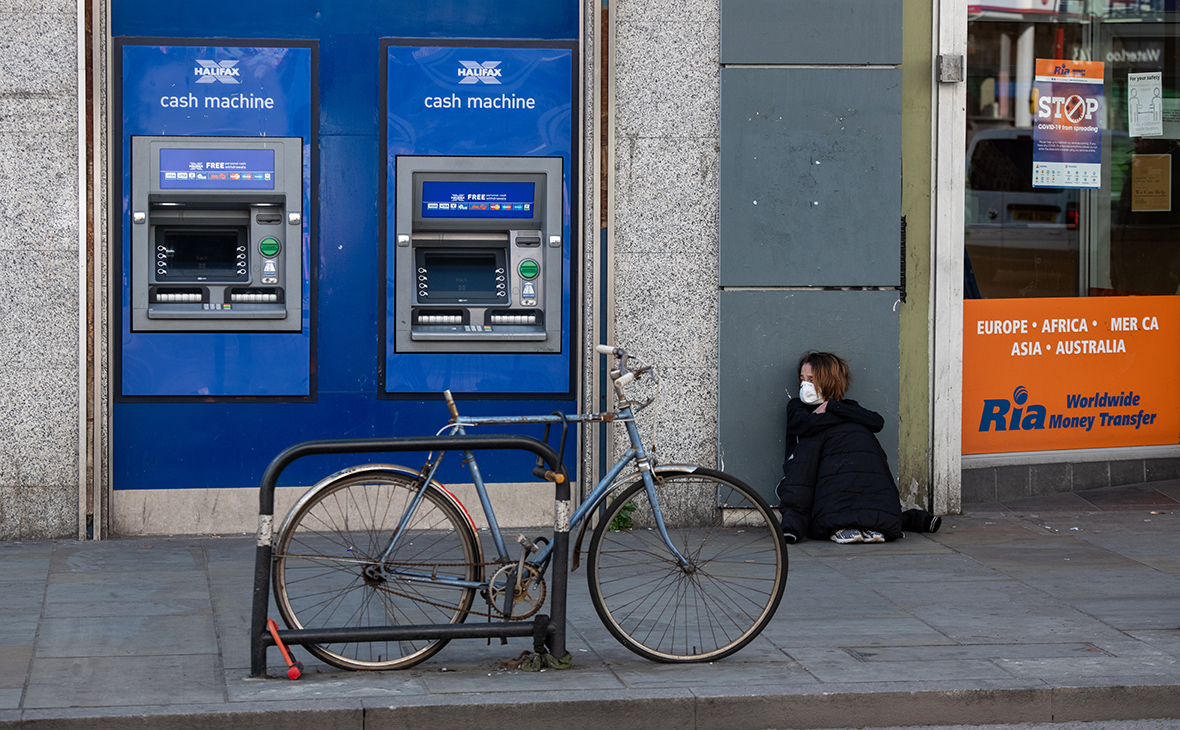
963;456;1180;503
608;0;721;470
0;0;81;540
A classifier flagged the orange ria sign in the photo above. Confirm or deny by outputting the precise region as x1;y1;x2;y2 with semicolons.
963;296;1180;454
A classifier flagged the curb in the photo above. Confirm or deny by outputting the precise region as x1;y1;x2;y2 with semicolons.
6;683;1180;730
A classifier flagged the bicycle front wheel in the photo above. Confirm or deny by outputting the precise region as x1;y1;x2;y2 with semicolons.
587;467;787;662
273;469;481;670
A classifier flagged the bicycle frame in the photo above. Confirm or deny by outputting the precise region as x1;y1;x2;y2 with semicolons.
374;399;692;591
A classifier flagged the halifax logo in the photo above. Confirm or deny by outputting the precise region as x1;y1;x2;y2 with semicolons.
195;60;241;84
458;60;502;85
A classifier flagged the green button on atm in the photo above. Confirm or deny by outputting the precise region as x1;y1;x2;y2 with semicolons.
259;237;280;257
518;259;539;279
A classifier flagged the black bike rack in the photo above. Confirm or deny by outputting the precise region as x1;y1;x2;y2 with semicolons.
249;434;569;678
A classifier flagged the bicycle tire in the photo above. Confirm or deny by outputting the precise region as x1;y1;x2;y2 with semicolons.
273;468;481;670
587;467;787;662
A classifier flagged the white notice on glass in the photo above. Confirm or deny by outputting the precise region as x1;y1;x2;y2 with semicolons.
1128;72;1164;137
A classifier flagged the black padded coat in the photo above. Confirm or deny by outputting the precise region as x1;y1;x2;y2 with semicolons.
776;398;903;541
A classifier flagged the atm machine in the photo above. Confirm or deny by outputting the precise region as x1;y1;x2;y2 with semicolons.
393;155;563;353
130;136;303;332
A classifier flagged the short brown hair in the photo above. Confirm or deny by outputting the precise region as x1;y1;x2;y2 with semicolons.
797;351;851;402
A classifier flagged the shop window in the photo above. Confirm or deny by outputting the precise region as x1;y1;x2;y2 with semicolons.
965;4;1180;299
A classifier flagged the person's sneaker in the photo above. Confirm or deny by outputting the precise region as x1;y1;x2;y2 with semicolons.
782;532;798;545
830;528;864;544
926;515;942;533
862;529;885;543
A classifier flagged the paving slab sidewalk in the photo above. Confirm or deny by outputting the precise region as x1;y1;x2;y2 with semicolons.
2;482;1180;730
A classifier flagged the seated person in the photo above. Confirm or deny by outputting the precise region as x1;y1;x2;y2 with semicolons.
776;351;940;544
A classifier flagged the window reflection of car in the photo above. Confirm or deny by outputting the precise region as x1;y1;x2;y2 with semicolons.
965;129;1079;298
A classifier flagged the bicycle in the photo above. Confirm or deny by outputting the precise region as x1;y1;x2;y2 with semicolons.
270;345;788;670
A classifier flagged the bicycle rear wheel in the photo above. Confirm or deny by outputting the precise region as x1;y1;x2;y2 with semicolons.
587;467;787;662
273;469;481;670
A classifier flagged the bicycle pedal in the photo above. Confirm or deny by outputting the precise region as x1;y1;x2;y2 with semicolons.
516;534;538;553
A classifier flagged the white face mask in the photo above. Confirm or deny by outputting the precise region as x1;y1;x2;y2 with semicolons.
799;381;823;405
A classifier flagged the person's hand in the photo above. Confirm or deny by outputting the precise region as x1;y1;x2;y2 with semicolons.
814;400;828;414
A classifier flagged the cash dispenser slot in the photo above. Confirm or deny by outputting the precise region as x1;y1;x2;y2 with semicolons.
151;286;206;304
414;308;467;325
230;287;285;304
488;309;542;326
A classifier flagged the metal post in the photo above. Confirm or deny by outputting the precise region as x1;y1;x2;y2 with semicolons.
547;476;570;657
249;449;278;677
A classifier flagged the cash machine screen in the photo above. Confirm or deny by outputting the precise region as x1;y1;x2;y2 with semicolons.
417;250;508;303
420;181;535;219
156;227;248;281
159;148;276;191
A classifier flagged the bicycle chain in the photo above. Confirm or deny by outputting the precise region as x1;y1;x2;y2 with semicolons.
370;558;546;621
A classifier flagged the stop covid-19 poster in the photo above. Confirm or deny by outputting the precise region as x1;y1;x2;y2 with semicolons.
1032;58;1104;189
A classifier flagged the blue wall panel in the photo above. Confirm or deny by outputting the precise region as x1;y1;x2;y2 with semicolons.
112;1;579;492
113;2;578;41
382;43;575;395
118;43;315;396
316;133;380;395
113;396;577;489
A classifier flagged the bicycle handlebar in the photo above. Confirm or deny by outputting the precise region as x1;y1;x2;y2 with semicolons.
598;343;659;412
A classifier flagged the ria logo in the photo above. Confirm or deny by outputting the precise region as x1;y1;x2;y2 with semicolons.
458;60;502;85
195;60;241;84
978;386;1047;432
